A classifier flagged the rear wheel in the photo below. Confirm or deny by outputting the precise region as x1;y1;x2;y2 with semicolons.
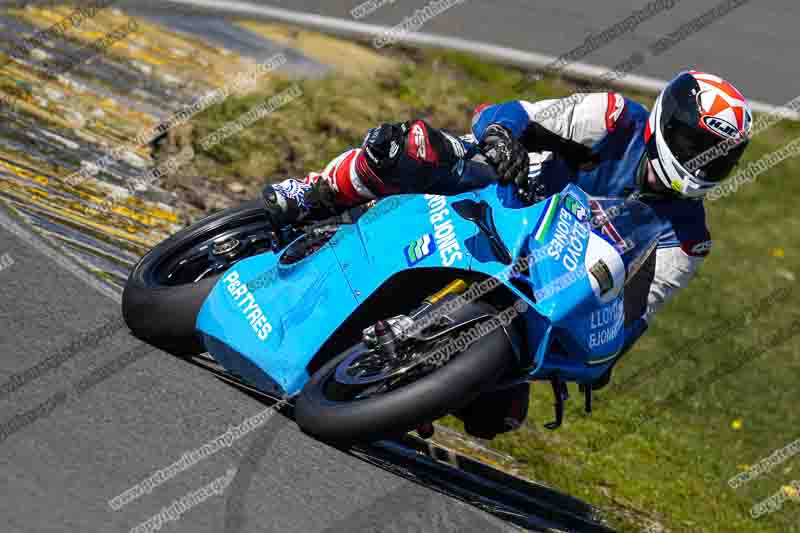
122;200;276;355
295;300;518;443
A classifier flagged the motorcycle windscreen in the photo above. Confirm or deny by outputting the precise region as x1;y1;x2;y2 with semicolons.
531;189;662;362
524;185;628;360
196;245;358;396
525;186;620;316
562;196;661;362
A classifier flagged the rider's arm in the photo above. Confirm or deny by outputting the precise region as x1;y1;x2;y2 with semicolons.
323;94;621;208
264;120;473;224
645;242;710;320
472;93;626;155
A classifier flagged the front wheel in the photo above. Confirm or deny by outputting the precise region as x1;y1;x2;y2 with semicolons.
122;200;275;355
294;300;518;443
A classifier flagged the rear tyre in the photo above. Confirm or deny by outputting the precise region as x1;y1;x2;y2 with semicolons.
295;300;517;443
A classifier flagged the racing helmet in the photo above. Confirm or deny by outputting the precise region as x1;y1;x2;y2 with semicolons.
645;71;753;198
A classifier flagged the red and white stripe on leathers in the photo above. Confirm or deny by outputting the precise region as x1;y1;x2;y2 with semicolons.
302;148;399;207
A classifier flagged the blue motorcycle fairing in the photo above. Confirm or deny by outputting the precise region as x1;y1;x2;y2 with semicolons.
329;193;477;302
196;242;358;396
196;182;654;397
197;191;484;397
464;184;628;379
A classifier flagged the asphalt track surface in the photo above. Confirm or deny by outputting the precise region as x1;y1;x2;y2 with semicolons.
122;0;800;108
0;216;525;533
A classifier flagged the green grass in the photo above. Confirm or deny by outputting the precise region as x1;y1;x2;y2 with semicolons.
181;49;800;533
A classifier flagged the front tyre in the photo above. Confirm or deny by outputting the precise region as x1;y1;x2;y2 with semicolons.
294;300;517;443
122;200;273;355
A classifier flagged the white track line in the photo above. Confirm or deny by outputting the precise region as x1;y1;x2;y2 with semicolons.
163;0;798;119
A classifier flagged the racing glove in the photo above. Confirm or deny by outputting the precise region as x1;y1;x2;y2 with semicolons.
362;123;405;172
479;124;530;185
514;173;547;204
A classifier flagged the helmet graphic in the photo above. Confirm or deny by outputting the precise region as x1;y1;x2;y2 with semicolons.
645;71;752;198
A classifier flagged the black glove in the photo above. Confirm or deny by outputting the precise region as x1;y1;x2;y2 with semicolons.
362;123;404;171
515;174;547;204
479;124;529;184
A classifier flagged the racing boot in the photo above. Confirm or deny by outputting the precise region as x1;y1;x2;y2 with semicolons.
260;119;471;228
259;123;409;230
261;177;339;230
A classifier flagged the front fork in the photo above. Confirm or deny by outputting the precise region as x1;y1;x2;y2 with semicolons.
412;278;584;430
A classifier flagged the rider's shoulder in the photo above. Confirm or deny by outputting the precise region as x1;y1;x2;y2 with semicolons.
567;93;650;148
570;92;650;132
523;92;645;146
470;93;649;145
552;92;631;146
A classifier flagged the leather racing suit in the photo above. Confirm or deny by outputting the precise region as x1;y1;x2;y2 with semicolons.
266;92;712;320
263;93;713;438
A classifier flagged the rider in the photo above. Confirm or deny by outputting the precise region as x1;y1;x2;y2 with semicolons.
262;70;752;438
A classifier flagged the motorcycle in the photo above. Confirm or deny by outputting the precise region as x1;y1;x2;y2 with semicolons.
122;180;659;443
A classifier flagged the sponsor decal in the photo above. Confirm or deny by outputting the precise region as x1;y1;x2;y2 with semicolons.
533;193;560;242
424;194;465;266
547;207;590;272
220;271;274;341
682;239;713;257
562;193;588;222
702;115;740;139
404;234;436;266
408;122;437;163
389;140;400;159
588;298;624;349
272;180;311;211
